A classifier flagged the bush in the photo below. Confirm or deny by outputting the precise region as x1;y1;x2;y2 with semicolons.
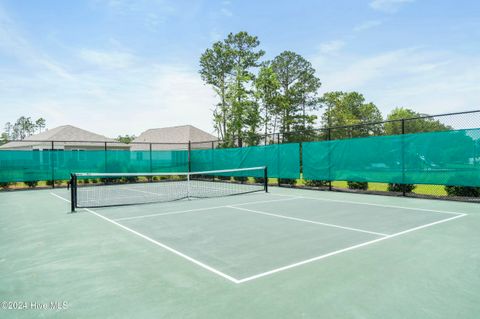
217;175;231;181
253;177;265;184
24;181;38;188
122;176;138;183
387;183;416;193
347;181;368;190
304;179;328;187
100;177;121;184
46;180;66;186
0;182;13;189
445;185;480;197
233;176;248;183
278;178;297;186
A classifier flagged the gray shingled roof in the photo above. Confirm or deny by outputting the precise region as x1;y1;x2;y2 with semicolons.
0;125;128;150
131;125;217;150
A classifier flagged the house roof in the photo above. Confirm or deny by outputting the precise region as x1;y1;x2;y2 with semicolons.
0;125;127;149
131;125;217;150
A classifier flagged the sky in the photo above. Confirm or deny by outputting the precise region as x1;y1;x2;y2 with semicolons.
0;0;479;138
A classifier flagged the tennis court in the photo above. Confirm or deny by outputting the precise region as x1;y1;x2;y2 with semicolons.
1;175;479;318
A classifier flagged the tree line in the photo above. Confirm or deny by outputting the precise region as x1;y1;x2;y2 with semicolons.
1;117;47;144
199;32;449;145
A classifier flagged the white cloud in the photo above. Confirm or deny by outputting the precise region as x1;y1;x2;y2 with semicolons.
0;5;74;80
1;61;218;137
319;40;345;54
353;20;382;32
311;47;480;117
94;0;175;30
369;0;414;13
79;49;135;69
0;4;217;136
220;8;233;17
219;0;233;17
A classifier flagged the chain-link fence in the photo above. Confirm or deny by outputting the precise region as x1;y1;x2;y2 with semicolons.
1;110;479;202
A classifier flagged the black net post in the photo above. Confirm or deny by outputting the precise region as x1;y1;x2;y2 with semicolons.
264;166;268;193
51;141;55;188
401;119;406;196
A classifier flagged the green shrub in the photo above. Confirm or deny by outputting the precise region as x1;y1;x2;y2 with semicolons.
123;176;138;183
100;177;121;184
387;183;416;193
24;181;38;188
278;178;297;186
46;180;66;186
445;185;480;197
347;181;368;190
233;176;248;183
217;175;231;181
253;177;265;184
0;182;13;189
304;179;328;187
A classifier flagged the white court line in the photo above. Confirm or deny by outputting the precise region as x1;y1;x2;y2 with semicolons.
269;193;465;216
115;206;227;221
50;192;468;284
49;193;240;283
51;192;70;202
84;207;241;284
113;196;299;221
235;212;467;283
228;206;389;237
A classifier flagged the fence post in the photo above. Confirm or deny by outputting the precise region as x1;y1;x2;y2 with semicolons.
299;141;303;181
149;143;153;173
328;128;332;191
211;141;215;181
401;119;406;196
104;142;108;172
188;141;191;172
51;141;55;188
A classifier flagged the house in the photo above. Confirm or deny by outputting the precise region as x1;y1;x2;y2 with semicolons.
0;125;129;150
130;125;217;150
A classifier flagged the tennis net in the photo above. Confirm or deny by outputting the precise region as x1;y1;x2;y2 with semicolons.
70;167;268;211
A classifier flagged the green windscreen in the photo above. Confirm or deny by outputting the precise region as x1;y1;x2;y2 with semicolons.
303;128;480;187
0;150;188;183
191;143;300;179
2;129;479;186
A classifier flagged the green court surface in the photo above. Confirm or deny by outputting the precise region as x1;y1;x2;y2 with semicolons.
1;187;479;318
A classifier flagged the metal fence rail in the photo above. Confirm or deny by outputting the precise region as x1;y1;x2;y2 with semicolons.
1;109;479;202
